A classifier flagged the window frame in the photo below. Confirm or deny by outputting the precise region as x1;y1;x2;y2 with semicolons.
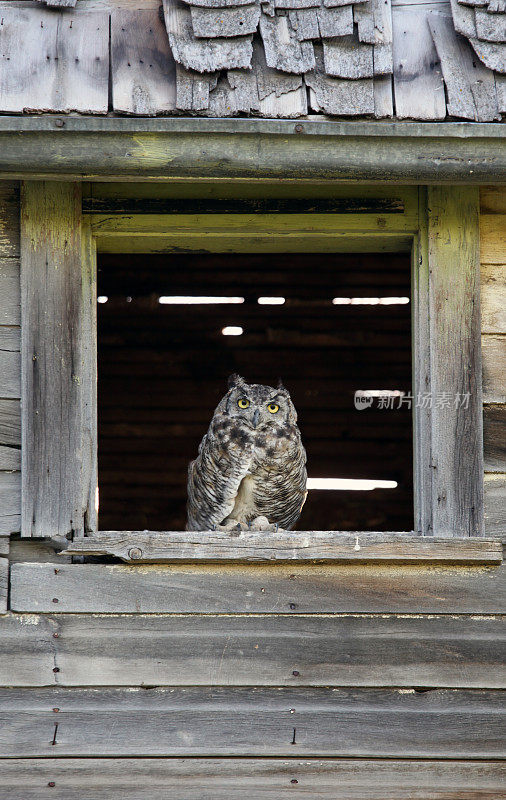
19;182;484;540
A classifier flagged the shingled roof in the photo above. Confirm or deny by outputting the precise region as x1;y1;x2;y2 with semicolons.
1;0;504;120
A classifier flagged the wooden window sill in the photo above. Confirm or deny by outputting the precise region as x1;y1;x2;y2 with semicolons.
61;531;504;565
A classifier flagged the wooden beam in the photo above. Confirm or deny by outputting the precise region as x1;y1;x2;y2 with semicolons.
20;183;96;537
0;118;503;183
2;757;505;799
0;686;503;756
427;187;484;536
10;561;506;614
60;531;503;564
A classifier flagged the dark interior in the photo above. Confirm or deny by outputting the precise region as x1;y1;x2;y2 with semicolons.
97;253;413;532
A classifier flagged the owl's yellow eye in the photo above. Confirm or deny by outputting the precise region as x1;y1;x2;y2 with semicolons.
267;403;279;414
237;398;250;409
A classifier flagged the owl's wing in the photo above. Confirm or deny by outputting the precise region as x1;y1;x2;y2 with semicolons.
186;416;253;530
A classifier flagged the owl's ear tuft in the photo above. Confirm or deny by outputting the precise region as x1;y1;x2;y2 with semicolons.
277;378;289;396
228;373;245;390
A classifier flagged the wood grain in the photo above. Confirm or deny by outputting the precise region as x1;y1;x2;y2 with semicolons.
481;215;506;264
484;474;506;535
0;259;20;324
0;182;20;259
0;8;109;113
10;561;506;614
427;187;484;536
484;405;506;472
111;9;177;115
1;612;504;688
0;537;8;614
0;686;503;757
21;183;95;538
392;7;446;120
0;398;20;447
481;263;506;334
60;532;503;564
0;470;20;535
2;757;505;800
482;335;506;404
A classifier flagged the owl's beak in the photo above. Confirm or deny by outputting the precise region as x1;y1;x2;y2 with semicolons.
252;409;260;428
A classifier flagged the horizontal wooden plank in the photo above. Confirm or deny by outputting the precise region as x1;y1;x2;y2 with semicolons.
0;471;20;534
0;398;20;447
1;612;504;688
0;686;503;757
10;561;506;614
481;187;506;215
0;444;20;470
9;537;71;564
0;556;7;614
480;214;506;264
482;335;506;404
0;182;20;258
0;349;20;398
484;474;506;535
481;263;506;334
0;259;20;324
2;757;505;800
61;532;503;564
484;405;506;472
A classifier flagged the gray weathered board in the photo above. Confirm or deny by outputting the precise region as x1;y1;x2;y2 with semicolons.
0;536;8;614
10;561;506;614
427;187;484;536
61;532;503;563
485;474;506;534
482;334;506;403
2;757;505;800
1;612;504;688
0;686;503;757
21;183;95;538
0;8;109;113
0;471;20;535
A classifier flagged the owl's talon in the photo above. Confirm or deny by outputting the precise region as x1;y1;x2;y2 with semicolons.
275;523;279;532
211;524;216;531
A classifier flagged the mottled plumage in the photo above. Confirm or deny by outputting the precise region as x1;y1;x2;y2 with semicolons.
186;375;307;531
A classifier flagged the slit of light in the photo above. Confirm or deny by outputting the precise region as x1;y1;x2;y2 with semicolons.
97;296;108;304
158;296;245;305
222;326;243;336
307;478;398;491
332;297;410;305
257;297;286;305
355;390;405;398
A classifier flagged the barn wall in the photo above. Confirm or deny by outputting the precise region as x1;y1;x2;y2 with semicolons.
0;182;504;795
480;188;506;536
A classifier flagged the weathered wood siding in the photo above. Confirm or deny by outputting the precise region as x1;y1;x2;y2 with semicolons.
0;182;20;541
481;188;506;535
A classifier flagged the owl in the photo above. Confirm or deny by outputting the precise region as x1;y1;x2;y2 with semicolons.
186;374;307;531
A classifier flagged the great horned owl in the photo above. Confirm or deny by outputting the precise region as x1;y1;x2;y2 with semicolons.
186;374;307;531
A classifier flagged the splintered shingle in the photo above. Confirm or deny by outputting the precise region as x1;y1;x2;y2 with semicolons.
37;0;78;6
323;33;374;78
288;5;354;39
199;41;307;115
274;0;320;8
469;38;506;71
190;4;261;38
259;10;316;72
456;0;487;6
429;13;500;120
181;0;255;6
317;5;354;37
475;9;506;42
450;0;477;37
487;0;506;12
324;0;368;6
289;9;320;40
163;0;253;72
353;0;392;73
495;72;506;111
306;46;374;112
176;64;218;110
